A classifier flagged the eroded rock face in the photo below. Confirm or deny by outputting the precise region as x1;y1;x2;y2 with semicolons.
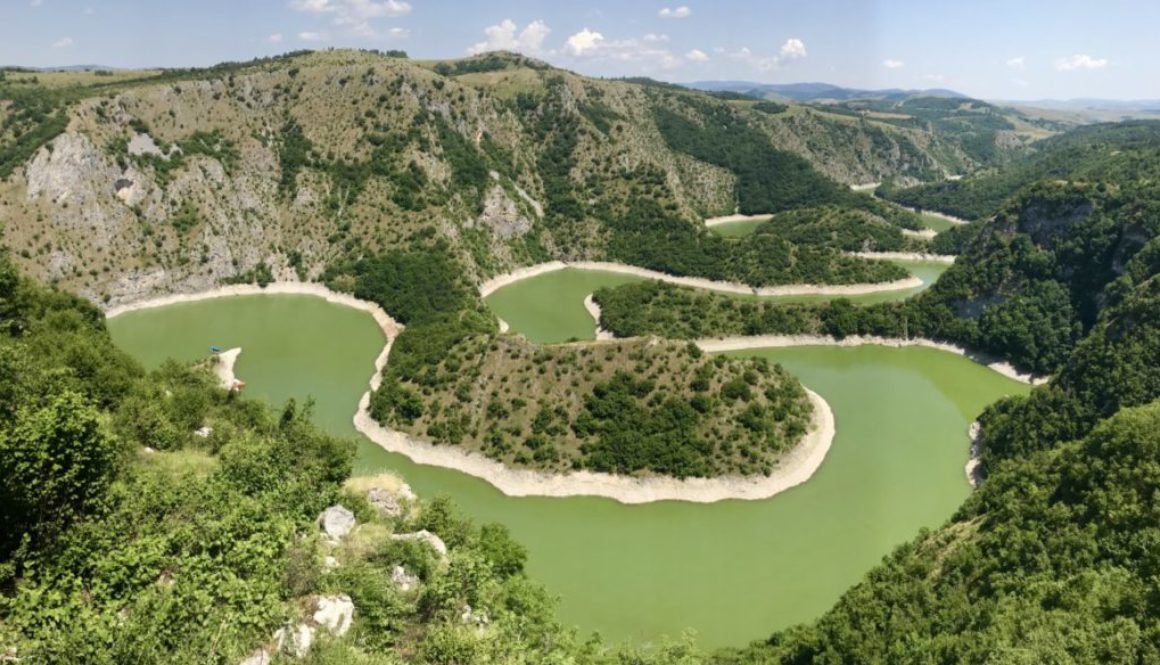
318;505;356;540
26;132;120;207
476;185;532;239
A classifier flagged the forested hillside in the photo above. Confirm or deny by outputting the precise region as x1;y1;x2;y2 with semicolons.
881;121;1160;220
1;50;1012;305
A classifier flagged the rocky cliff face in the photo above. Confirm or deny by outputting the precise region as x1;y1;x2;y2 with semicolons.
0;50;990;305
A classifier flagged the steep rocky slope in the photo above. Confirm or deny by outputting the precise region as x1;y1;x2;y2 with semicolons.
2;50;1006;305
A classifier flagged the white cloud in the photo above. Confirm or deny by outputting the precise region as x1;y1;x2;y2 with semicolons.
30;0;43;6
52;36;74;48
386;27;409;39
1056;54;1108;71
923;73;946;83
291;0;411;38
658;6;691;19
1006;56;1025;70
562;29;686;70
685;48;709;62
564;28;604;56
779;38;806;60
298;31;327;41
883;59;905;69
467;19;551;55
1011;77;1029;88
267;33;284;43
720;39;807;72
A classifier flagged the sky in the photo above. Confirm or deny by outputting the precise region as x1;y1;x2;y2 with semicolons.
2;0;1159;100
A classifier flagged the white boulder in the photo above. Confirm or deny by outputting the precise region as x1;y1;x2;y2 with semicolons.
313;594;355;637
318;506;356;540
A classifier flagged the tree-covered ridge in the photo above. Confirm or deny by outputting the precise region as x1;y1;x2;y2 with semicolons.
607;198;910;288
650;94;850;215
881;120;1160;220
598;178;1159;376
373;335;811;479
746;205;934;254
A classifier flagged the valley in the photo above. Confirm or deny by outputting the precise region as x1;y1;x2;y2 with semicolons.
3;26;1160;665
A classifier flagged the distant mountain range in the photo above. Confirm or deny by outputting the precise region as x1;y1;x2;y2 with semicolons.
994;98;1160;113
1;64;118;72
686;80;971;103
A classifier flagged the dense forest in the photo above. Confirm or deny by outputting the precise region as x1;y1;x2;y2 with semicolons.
880;120;1160;220
598;176;1158;376
606;197;910;287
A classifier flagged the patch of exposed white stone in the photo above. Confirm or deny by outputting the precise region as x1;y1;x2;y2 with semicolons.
213;347;244;391
901;227;939;240
850;251;956;265
849;182;881;192
965;420;983;488
582;294;615;341
479;261;923;299
703;212;775;227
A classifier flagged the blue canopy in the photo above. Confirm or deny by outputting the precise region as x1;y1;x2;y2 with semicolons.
210;345;222;353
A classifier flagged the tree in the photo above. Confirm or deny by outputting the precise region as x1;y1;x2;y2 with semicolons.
0;390;120;557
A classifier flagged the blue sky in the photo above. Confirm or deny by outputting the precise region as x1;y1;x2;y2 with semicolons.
2;0;1157;100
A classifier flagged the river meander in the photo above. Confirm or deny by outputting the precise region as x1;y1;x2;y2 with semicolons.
107;270;1025;648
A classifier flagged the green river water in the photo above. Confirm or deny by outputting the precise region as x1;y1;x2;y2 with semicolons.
107;266;1025;649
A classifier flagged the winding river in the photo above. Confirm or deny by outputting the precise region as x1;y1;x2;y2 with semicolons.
107;262;1026;648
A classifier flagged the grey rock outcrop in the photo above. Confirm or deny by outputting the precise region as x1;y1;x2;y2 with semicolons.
318;505;356;540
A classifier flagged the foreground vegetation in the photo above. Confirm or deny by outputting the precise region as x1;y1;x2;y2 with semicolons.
0;250;711;663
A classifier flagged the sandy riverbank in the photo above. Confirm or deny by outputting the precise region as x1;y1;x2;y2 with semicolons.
897;206;971;226
105;282;403;340
582;294;614;341
901;228;939;240
213;347;242;391
480;261;924;298
355;387;835;505
704;213;775;227
850;251;956;265
695;334;1047;385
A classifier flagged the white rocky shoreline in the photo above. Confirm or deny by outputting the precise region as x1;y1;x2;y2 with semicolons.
478;260;924;299
102;269;1041;504
102;280;839;505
